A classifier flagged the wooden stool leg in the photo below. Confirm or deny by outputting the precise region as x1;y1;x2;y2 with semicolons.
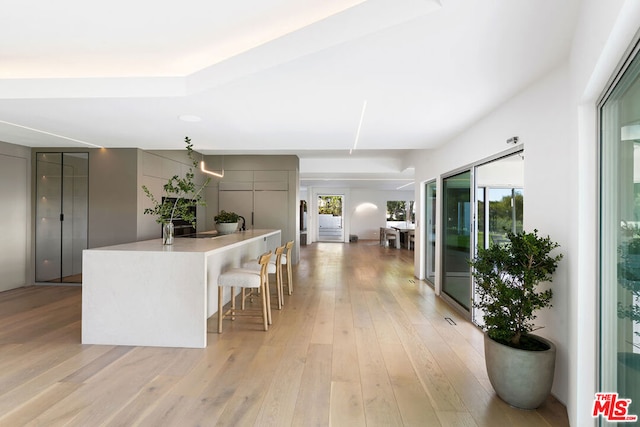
265;275;272;325
276;266;283;309
218;286;224;333
287;261;293;295
261;281;269;331
231;286;235;320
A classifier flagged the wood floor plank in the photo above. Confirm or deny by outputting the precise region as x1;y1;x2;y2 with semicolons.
330;380;366;427
30;347;182;426
254;341;307;426
0;242;569;426
0;345;113;417
215;343;284;426
332;294;360;383
0;381;81;426
354;323;404;426
436;411;480;427
104;374;181;426
365;291;441;426
310;290;336;345
291;343;333;426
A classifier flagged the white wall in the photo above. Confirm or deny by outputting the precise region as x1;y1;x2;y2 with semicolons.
413;63;572;404
350;189;414;240
305;186;413;243
411;2;640;425
568;2;640;426
0;141;30;291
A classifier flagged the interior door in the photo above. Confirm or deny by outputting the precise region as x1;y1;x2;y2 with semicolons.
35;152;88;283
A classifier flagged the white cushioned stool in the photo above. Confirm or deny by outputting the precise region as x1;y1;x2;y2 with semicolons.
243;244;284;310
217;251;272;333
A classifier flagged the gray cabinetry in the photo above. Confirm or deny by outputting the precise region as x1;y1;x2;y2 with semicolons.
219;171;289;240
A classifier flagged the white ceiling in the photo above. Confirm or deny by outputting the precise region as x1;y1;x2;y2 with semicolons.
0;0;581;190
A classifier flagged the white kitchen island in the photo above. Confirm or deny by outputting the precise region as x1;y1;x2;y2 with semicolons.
82;229;281;348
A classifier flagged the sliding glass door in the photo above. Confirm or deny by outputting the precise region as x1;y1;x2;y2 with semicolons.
442;170;472;311
600;44;640;417
475;154;524;249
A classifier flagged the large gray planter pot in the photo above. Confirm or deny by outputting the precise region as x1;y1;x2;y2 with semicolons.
484;333;556;409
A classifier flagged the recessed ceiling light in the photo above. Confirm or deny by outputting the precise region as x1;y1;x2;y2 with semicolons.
179;115;202;122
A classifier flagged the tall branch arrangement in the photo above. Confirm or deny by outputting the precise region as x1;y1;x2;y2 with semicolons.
142;137;210;225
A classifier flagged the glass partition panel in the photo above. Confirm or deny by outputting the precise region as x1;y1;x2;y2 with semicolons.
36;153;63;282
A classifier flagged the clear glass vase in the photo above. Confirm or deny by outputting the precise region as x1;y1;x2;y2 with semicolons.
162;222;174;245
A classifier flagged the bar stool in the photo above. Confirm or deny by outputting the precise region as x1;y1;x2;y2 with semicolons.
243;244;285;310
283;240;294;295
217;251;272;333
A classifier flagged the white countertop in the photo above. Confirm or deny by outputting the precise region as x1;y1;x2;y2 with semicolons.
82;228;281;348
86;229;280;255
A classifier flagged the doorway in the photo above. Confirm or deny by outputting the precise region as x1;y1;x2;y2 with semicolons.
317;195;344;242
35;152;88;283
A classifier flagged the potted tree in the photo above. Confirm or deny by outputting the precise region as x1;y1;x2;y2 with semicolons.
469;229;563;409
142;137;210;244
214;210;240;235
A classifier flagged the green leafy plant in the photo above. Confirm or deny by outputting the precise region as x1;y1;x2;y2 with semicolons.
469;229;562;350
142;136;210;225
214;210;239;224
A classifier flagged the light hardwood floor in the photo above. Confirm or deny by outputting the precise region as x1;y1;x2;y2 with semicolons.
0;241;569;426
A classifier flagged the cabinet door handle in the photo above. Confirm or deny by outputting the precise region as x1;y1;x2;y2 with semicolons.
251;212;254;226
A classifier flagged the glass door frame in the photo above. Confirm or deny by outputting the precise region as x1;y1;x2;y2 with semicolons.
438;146;525;319
317;194;345;242
440;166;474;318
471;149;525;325
597;34;640;419
424;179;437;286
35;151;89;284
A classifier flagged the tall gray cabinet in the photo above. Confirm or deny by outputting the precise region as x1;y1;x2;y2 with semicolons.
213;156;299;262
